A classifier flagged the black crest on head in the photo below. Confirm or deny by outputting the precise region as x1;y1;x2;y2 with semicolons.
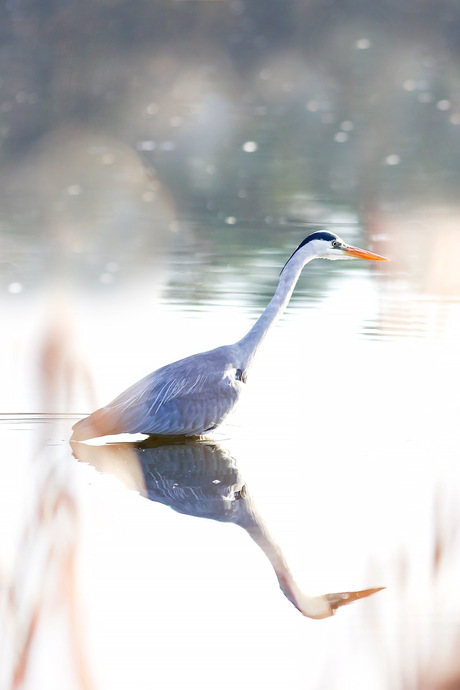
280;230;338;274
295;230;338;250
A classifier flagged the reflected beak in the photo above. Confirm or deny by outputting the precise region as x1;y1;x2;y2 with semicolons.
342;245;389;261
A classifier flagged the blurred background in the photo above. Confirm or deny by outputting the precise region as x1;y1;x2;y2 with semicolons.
2;0;460;304
2;0;460;408
1;1;460;689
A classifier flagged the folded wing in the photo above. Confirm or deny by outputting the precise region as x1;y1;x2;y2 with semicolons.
72;345;243;440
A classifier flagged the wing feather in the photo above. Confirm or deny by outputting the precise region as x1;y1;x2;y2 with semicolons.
82;345;243;436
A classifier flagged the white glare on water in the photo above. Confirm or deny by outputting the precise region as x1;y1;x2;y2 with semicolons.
1;227;460;689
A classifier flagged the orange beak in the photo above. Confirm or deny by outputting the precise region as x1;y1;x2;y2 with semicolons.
342;245;389;261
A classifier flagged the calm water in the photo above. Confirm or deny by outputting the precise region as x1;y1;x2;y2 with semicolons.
1;216;460;689
3;1;460;686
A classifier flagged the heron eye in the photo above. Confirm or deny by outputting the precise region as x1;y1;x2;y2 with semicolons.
332;240;339;247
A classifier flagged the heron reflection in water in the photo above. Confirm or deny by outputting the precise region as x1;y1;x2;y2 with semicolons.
71;438;382;619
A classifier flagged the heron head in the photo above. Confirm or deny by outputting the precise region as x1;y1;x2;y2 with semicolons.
284;230;388;268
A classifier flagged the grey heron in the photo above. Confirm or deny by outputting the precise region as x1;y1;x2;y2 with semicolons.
72;231;388;441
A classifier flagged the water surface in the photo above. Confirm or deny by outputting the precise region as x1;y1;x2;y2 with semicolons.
2;216;460;688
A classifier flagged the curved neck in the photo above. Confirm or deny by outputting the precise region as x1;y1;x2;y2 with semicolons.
237;249;313;365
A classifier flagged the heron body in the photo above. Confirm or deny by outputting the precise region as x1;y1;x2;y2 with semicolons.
77;345;245;438
72;231;387;441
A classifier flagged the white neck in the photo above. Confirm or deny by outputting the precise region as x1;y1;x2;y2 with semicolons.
237;244;316;365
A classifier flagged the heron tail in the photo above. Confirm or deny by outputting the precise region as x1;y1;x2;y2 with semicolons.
71;407;118;441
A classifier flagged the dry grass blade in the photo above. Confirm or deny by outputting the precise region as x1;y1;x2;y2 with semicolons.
2;456;96;690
